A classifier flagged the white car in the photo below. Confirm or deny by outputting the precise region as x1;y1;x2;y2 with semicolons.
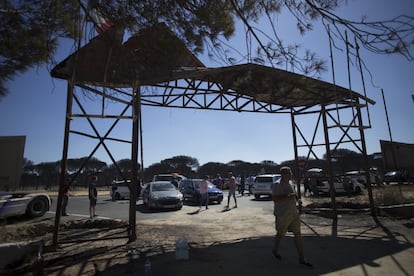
110;180;143;200
251;174;281;199
345;170;381;186
0;192;52;219
317;177;365;195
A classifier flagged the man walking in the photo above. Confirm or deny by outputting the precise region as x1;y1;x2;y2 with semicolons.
226;172;237;208
272;166;312;267
89;175;98;218
62;178;71;216
199;175;209;210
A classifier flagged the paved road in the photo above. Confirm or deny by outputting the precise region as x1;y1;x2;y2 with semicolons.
49;193;275;221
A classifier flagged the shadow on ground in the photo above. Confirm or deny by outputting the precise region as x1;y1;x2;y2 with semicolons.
99;236;412;276
41;217;413;276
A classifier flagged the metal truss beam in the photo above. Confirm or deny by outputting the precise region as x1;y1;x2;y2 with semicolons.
53;76;375;245
140;79;293;114
290;101;375;219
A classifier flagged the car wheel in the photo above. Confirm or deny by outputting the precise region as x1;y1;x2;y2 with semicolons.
115;193;121;200
26;196;49;218
254;194;260;199
354;186;362;194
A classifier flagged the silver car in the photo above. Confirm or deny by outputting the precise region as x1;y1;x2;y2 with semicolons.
142;181;184;210
251;174;281;199
317;176;365;195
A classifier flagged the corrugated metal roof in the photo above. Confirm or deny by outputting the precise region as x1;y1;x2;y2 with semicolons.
142;64;375;108
51;23;205;87
51;24;374;109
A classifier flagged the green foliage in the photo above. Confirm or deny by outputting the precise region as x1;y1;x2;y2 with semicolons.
0;0;79;97
1;0;412;101
0;0;237;97
21;147;390;189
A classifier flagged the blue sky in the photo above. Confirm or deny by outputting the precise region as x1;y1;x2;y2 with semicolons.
1;0;413;168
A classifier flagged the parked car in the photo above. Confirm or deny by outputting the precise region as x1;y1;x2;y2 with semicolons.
152;173;187;188
383;171;410;185
306;168;324;177
0;191;52;219
110;180;142;200
316;176;365;195
344;170;381;186
251;174;281;199
142;181;183;210
180;179;224;204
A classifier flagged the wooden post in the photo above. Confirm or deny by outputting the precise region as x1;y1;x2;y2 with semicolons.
129;83;140;242
356;98;376;216
290;109;302;203
53;81;74;246
321;105;337;219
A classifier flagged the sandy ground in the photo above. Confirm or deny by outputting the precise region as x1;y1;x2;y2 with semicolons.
1;194;413;276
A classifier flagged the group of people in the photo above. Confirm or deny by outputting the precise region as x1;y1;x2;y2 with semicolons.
303;176;320;197
213;173;253;196
60;175;98;219
60;167;313;268
198;172;238;210
204;167;313;267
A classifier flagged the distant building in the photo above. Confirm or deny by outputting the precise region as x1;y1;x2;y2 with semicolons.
0;136;26;190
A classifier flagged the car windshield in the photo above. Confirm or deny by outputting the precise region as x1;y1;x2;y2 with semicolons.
256;176;279;183
114;181;130;187
152;183;176;191
154;175;172;181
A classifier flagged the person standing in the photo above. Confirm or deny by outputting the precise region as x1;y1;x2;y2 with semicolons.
111;179;117;201
215;173;223;190
62;178;71;216
199;175;209;210
171;176;179;189
246;174;255;195
226;172;237;208
89;175;98;218
240;175;246;196
309;176;319;197
236;175;241;194
272;166;312;267
303;177;311;197
343;176;353;197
